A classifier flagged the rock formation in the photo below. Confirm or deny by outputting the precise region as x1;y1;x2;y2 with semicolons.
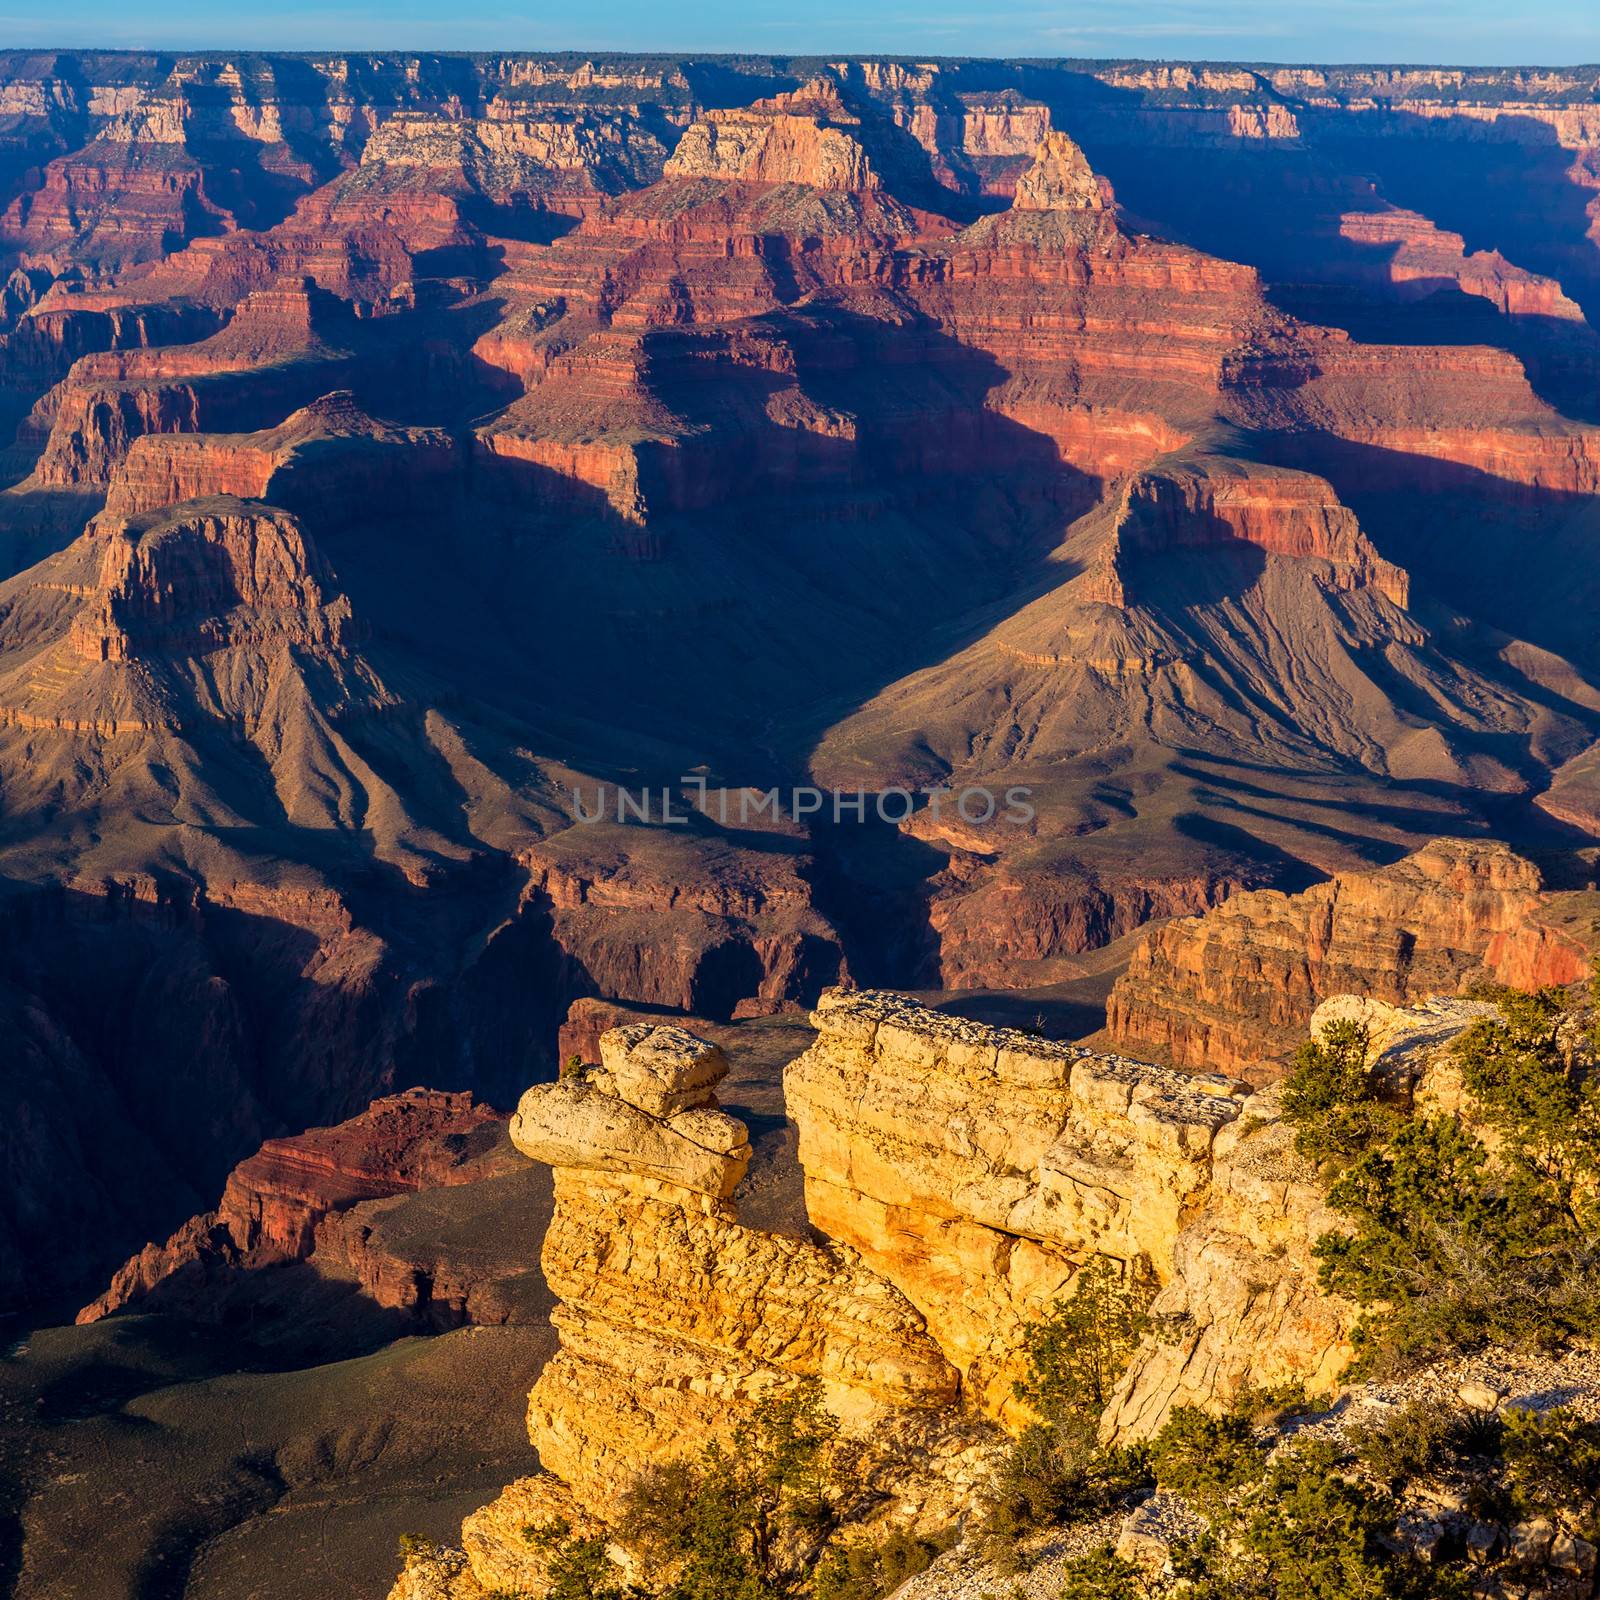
1011;131;1110;212
77;1088;534;1326
510;1024;963;1500
1106;838;1599;1078
396;1019;985;1596
664;80;881;191
786;991;1255;1416
396;989;1415;1596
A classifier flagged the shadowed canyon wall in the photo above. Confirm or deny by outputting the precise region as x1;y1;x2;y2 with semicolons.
2;53;1600;1312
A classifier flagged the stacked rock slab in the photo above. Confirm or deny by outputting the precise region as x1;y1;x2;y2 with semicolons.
425;1022;968;1596
402;993;1476;1597
1105;993;1502;1438
783;989;1255;1417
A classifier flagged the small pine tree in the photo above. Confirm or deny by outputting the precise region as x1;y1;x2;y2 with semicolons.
983;1261;1155;1544
1281;1018;1396;1169
1015;1257;1152;1425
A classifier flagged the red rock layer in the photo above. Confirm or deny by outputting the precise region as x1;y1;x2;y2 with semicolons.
77;1087;512;1321
1101;459;1409;607
1105;839;1599;1079
1333;209;1585;321
66;500;350;666
101;390;458;518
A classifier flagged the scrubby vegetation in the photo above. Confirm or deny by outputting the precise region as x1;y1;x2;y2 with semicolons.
1055;1411;1442;1600
980;1258;1155;1553
1020;979;1600;1598
811;1528;955;1600
525;1378;950;1600
525;1520;627;1600
1283;980;1600;1373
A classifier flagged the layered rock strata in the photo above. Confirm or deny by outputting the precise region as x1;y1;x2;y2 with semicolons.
399;995;1390;1597
1105;839;1598;1079
79;1088;518;1323
508;1025;963;1510
786;990;1256;1415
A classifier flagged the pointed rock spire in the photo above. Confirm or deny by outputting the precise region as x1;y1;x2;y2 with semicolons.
1012;131;1110;212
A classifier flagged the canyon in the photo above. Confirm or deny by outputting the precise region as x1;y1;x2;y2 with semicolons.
1;55;1598;1310
0;52;1599;1592
13;842;1600;1598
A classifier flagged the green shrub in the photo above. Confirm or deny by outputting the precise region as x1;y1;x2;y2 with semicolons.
621;1460;701;1580
812;1527;954;1600
1348;1397;1466;1488
1229;1381;1310;1429
1058;1544;1150;1600
1149;1406;1265;1514
520;1520;624;1600
1239;1442;1408;1600
1453;987;1600;1229
1283;984;1600;1373
1165;1441;1432;1600
1500;1405;1600;1537
616;1377;847;1599
984;1427;1150;1547
1016;1258;1153;1426
1281;1019;1396;1169
982;1262;1155;1546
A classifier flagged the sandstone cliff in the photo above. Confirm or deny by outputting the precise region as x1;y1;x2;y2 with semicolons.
665;81;881;191
786;991;1256;1417
396;997;1379;1597
1105;838;1598;1079
399;1020;986;1597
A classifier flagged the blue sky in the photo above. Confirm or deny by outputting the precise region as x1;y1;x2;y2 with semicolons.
1;0;1597;65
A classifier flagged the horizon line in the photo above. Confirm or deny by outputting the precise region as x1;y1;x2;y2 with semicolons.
0;44;1597;71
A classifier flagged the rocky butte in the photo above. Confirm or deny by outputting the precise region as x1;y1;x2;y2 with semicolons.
1106;838;1600;1079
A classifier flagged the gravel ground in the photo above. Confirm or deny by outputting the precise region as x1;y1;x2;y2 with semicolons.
1294;1343;1600;1444
894;1512;1128;1600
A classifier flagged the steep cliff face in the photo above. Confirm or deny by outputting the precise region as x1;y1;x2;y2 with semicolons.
77;1088;515;1322
397;1021;984;1597
396;996;1382;1597
1103;1077;1357;1436
1106;991;1513;1436
101;389;459;518
1105;838;1598;1078
786;991;1254;1416
513;1026;962;1500
665;80;882;191
1104;459;1409;607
